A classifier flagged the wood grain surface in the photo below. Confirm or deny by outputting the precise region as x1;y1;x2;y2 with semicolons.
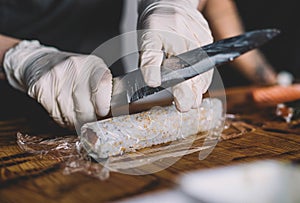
1;86;300;203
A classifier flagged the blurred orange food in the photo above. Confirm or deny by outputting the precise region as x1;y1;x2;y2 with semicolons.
251;84;300;106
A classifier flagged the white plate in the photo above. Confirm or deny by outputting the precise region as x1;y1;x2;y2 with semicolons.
178;160;300;203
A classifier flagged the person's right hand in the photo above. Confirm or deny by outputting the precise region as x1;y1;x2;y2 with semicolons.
138;0;214;112
3;40;112;130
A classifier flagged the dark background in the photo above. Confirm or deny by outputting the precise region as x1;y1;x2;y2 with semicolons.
219;0;300;87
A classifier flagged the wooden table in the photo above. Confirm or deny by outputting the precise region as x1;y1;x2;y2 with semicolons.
1;86;300;203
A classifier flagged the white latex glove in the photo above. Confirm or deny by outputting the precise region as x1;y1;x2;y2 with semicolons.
138;0;214;112
3;40;112;130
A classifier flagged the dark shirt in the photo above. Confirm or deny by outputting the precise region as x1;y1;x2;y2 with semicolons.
0;0;124;54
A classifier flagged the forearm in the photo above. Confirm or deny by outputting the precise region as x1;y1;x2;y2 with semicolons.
202;0;277;85
0;35;20;80
202;0;243;39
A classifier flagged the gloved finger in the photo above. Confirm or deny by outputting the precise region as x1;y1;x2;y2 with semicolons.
57;88;76;128
191;82;204;109
90;65;113;118
53;58;82;129
182;12;213;46
139;31;164;87
162;14;212;60
72;86;96;132
54;57;87;129
190;69;214;109
71;56;98;130
155;32;186;57
197;69;214;93
32;72;71;127
172;80;195;112
144;14;200;55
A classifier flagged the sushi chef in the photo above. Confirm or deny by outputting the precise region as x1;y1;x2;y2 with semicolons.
0;0;277;129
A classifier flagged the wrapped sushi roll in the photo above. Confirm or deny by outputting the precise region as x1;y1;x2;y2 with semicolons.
81;98;223;159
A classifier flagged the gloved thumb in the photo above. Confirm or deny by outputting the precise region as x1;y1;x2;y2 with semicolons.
139;31;164;87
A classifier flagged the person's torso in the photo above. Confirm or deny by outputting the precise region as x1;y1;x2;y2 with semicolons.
0;0;124;53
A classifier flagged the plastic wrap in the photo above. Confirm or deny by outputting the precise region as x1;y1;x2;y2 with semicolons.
16;132;110;180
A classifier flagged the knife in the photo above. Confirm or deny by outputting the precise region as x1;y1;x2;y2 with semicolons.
111;29;280;110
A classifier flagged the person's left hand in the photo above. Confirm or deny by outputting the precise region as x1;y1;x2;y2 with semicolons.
138;0;214;112
3;40;112;131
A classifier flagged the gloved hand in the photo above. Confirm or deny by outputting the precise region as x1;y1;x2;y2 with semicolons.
138;0;214;112
3;40;112;130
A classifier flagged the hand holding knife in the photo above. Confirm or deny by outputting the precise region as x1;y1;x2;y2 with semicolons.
111;29;281;113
